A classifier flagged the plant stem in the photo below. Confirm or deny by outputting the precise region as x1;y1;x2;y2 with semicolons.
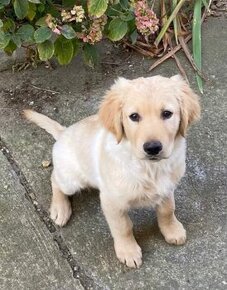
193;0;203;93
172;0;179;44
154;0;186;47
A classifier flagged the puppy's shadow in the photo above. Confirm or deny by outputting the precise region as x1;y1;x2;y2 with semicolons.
67;191;165;270
129;209;162;248
70;187;101;217
70;189;162;246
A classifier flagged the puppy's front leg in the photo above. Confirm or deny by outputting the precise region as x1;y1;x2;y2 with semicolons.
100;193;142;268
156;192;186;245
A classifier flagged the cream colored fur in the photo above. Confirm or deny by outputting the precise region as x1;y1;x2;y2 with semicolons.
24;75;200;268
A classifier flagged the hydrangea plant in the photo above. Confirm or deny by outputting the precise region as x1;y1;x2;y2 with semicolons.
0;0;160;67
0;0;210;93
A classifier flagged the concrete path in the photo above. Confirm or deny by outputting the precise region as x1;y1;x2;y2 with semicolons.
0;16;226;290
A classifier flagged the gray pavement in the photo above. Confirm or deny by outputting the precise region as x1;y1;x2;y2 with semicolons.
0;152;83;290
0;16;226;290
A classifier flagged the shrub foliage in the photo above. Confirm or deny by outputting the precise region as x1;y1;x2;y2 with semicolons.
0;0;160;66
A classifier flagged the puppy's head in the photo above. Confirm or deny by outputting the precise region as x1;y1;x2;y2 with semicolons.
99;75;200;161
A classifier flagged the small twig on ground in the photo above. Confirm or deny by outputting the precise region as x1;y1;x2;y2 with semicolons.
30;85;60;94
100;61;120;65
178;37;208;81
172;53;189;82
135;41;153;49
123;41;156;57
149;34;192;71
168;38;189;82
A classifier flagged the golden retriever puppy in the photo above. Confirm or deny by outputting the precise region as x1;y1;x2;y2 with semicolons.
24;75;200;268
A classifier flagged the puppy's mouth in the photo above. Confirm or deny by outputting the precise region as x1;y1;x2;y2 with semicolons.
147;156;161;162
146;155;169;162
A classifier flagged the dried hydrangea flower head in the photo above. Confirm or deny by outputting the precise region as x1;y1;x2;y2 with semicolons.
61;5;85;23
134;0;159;36
78;15;107;44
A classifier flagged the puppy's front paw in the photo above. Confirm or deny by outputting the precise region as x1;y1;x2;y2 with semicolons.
50;199;72;227
114;239;142;268
160;219;186;245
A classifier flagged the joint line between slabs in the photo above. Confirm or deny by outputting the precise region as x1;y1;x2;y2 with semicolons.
0;136;99;290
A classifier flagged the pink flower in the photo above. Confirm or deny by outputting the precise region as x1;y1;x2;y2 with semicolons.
78;15;107;44
134;0;159;36
53;27;61;35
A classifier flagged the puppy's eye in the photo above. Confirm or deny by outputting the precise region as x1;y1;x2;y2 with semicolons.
161;110;173;119
129;113;141;122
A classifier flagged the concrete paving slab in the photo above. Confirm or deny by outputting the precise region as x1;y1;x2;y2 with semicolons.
0;16;226;290
0;151;84;290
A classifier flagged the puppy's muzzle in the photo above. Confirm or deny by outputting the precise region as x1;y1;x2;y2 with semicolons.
143;141;163;158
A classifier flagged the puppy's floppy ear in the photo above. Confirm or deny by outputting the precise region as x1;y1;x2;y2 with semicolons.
171;75;201;137
99;89;123;143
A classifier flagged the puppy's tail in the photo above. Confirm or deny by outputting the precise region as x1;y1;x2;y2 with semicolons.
23;109;66;140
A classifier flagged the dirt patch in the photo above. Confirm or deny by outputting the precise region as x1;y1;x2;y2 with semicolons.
210;0;227;17
1;80;58;111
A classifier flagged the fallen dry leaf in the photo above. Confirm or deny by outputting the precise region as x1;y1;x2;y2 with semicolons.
42;160;51;168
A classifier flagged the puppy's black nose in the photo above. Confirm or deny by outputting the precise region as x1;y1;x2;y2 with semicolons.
143;141;163;156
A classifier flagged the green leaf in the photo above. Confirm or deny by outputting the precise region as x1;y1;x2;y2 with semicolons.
4;40;17;55
0;30;10;49
120;0;129;9
130;29;138;45
193;0;203;93
0;19;3;28
127;18;136;34
72;38;81;57
63;0;76;7
3;18;15;32
37;3;45;13
35;16;47;27
82;43;98;68
54;36;74;65
106;5;121;17
0;0;10;6
172;0;179;44
14;0;29;19
201;0;209;9
34;26;52;43
37;40;54;61
120;12;134;22
11;33;22;47
61;25;76;39
45;4;59;18
17;24;34;42
27;2;36;21
88;0;108;17
28;0;40;3
108;18;128;41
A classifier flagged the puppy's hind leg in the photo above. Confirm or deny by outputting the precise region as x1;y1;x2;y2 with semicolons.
50;173;72;227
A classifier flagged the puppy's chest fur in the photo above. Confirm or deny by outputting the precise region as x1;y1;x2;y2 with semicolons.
100;136;185;209
119;160;179;208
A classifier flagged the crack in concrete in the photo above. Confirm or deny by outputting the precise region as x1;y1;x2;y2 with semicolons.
0;136;105;290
